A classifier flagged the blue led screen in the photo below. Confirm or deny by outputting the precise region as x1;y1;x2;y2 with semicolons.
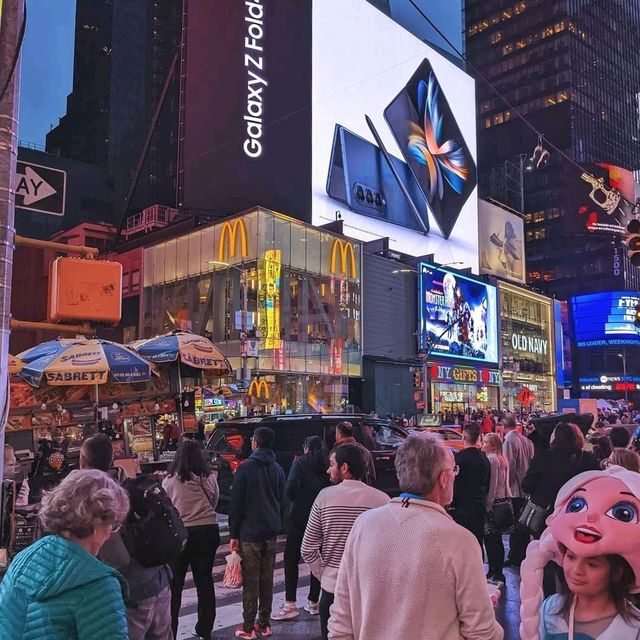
571;292;640;347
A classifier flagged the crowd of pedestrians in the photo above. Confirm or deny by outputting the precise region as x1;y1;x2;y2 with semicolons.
5;409;640;639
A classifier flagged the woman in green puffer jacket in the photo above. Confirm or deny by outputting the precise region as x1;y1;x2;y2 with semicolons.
0;468;130;640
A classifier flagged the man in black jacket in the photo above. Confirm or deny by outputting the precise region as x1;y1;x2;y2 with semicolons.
230;426;286;639
272;435;329;621
452;422;491;547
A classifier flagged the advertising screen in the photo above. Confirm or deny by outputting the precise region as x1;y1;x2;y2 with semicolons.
419;264;498;363
181;0;479;269
571;292;640;347
567;163;638;235
478;200;525;283
182;0;312;219
313;0;478;266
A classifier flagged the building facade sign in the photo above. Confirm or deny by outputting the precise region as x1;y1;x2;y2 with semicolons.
511;333;549;356
430;364;501;386
498;281;556;411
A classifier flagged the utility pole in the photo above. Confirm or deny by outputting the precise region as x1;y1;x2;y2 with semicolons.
0;0;24;481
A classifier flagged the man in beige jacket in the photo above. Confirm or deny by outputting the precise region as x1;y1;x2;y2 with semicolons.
328;434;504;640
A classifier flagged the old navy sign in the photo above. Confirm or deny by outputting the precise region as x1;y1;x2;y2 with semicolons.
511;333;548;356
430;364;500;386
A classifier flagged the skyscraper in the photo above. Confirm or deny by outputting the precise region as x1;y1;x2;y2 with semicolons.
465;0;640;300
46;0;181;219
45;0;113;168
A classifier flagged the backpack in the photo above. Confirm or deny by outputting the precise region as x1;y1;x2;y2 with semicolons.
121;475;187;568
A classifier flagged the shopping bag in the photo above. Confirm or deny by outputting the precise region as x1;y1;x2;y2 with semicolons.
222;551;242;588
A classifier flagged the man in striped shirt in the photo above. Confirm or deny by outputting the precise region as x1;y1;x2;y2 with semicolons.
301;443;388;640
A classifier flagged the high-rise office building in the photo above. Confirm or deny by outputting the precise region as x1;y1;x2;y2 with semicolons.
45;0;113;168
465;0;640;301
46;0;181;219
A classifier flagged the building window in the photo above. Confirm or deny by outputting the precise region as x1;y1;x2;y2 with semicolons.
130;270;141;292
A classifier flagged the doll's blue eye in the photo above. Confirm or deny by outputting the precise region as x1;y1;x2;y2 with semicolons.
566;497;587;513
606;502;638;524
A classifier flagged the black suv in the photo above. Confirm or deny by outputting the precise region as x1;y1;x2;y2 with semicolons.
205;414;407;513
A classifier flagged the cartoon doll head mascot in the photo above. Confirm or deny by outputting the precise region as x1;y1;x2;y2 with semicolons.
519;465;640;639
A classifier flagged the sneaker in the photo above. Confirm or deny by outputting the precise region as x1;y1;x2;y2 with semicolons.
271;602;299;621
234;627;257;639
254;624;272;637
304;600;320;615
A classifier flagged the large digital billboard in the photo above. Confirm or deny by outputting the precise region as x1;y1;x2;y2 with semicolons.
313;0;478;267
478;199;525;283
182;0;479;269
571;292;640;347
419;264;498;363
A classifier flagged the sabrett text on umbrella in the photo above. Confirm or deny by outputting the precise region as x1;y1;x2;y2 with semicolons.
45;371;107;383
182;353;224;367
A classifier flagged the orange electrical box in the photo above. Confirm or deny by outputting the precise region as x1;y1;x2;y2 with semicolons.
48;257;122;324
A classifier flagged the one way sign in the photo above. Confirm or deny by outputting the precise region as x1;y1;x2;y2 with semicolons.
15;161;66;216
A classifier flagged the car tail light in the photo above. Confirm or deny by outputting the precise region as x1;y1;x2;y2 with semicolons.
220;453;246;473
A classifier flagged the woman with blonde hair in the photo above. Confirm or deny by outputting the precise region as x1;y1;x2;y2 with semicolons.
0;469;130;639
483;433;513;582
606;448;640;473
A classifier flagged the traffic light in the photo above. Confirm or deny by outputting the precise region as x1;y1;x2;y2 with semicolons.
635;303;640;328
626;218;640;266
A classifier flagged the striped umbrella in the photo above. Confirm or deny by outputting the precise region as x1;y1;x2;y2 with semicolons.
130;330;232;375
17;338;155;387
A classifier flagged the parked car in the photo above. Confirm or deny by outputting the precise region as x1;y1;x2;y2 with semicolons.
408;426;465;451
205;414;407;512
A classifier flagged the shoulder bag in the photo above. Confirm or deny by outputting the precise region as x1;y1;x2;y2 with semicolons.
518;499;550;535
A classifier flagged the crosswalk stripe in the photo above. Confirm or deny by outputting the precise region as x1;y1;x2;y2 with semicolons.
178;541;304;615
177;576;316;639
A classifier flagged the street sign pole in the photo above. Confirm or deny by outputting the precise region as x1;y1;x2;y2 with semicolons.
0;0;23;481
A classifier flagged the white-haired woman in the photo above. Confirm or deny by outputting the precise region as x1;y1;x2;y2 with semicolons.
0;469;130;640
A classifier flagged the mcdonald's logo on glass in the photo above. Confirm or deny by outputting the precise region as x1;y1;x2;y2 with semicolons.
218;219;248;262
248;379;270;399
330;239;357;279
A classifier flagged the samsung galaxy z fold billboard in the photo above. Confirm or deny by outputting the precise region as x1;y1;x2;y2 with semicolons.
182;0;479;269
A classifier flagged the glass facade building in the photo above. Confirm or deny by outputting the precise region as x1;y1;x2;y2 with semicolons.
465;0;640;301
141;208;362;414
498;281;556;412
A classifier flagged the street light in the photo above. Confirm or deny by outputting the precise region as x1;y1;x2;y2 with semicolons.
618;351;628;406
208;260;249;385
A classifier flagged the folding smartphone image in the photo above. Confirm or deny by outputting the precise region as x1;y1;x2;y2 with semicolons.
326;124;429;233
384;58;477;238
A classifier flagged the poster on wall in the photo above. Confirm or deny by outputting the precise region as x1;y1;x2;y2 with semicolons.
181;0;479;269
478;199;525;283
419;263;498;363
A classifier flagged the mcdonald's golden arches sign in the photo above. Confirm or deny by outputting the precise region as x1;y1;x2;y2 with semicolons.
248;379;270;400
330;239;357;279
218;219;248;262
